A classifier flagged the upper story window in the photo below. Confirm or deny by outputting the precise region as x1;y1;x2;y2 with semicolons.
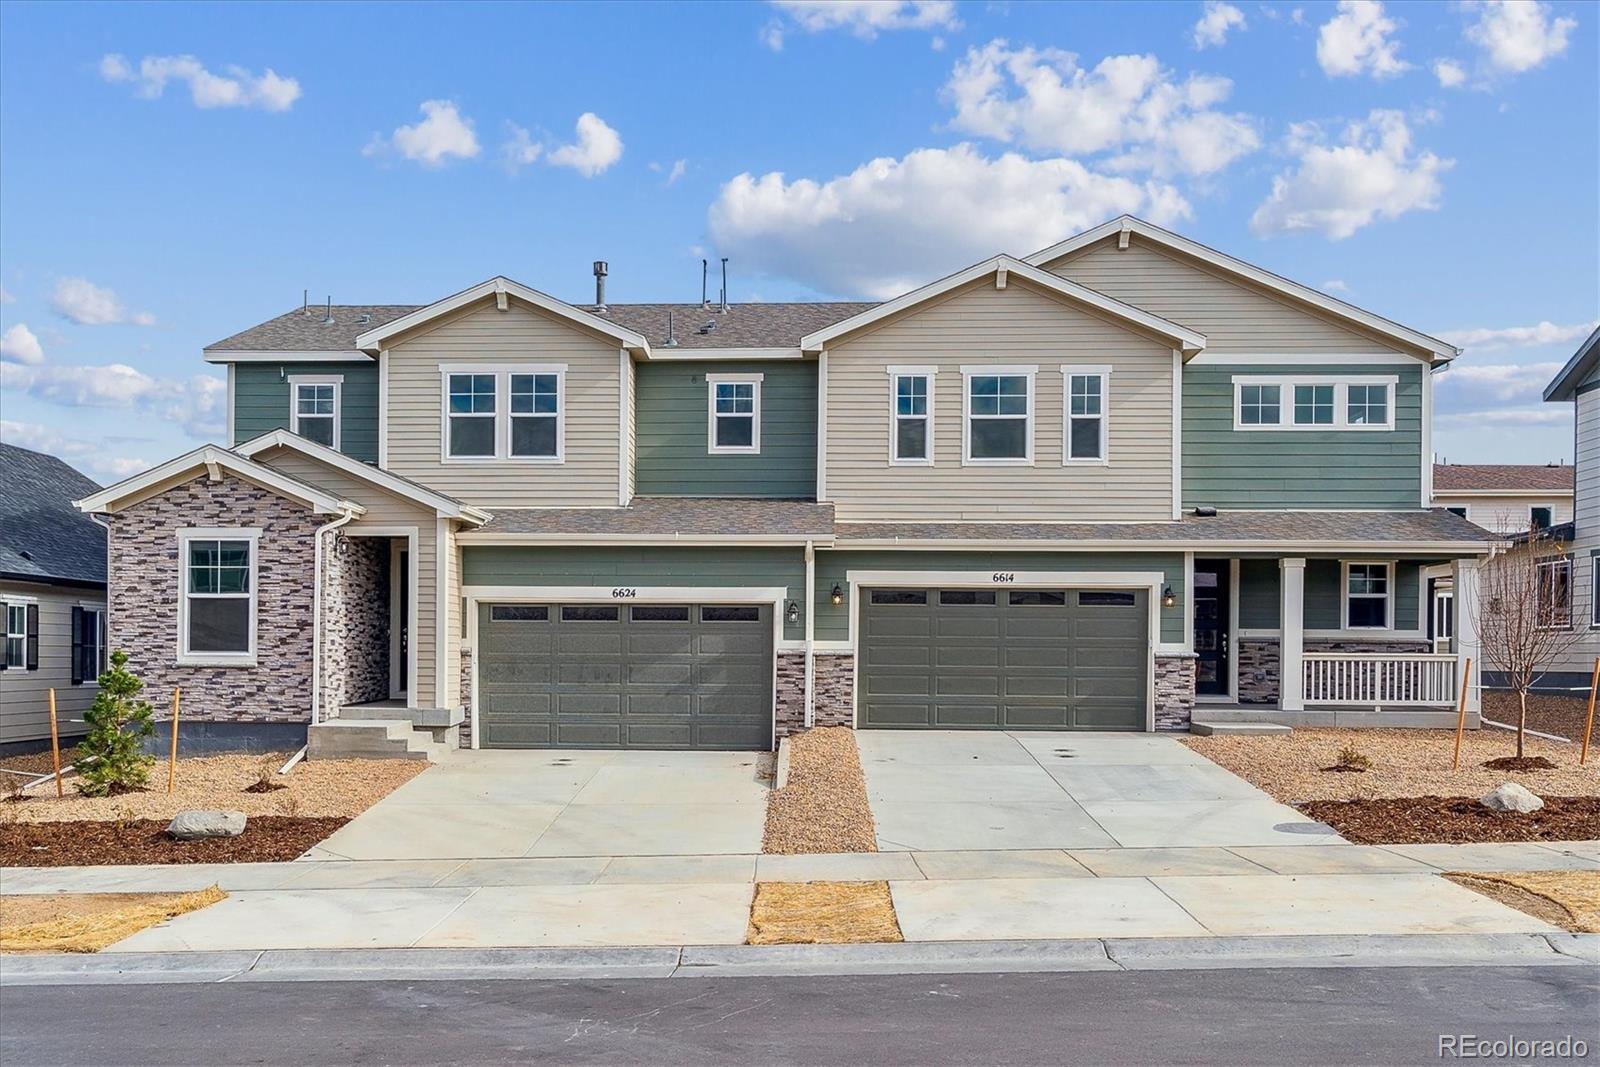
888;366;934;465
441;365;567;463
708;373;761;454
510;372;562;460
1063;367;1110;464
179;529;259;665
1343;561;1392;629
1233;376;1397;432
962;365;1035;465
1446;506;1468;518
289;375;341;449
1537;556;1572;630
1531;506;1554;531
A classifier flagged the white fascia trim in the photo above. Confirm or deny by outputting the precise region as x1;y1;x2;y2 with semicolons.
74;444;357;516
1432;488;1575;499
455;531;834;547
1170;350;1182;520
648;347;803;361
435;518;449;709
355;277;649;354
830;537;1492;554
1421;366;1434;507
377;349;389;467
1190;352;1427;366
800;254;1206;354
1022;216;1457;362
235;429;489;523
618;348;630;507
817;351;829;500
463;584;791;603
203;350;371;364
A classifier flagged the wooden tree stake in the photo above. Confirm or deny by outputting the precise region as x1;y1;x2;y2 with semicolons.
1582;657;1599;767
167;688;181;794
1452;657;1473;772
47;688;63;798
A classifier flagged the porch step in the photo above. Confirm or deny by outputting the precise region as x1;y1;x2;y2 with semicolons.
339;704;463;729
307;719;442;761
1189;721;1292;736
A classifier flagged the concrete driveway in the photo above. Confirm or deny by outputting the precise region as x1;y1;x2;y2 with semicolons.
310;749;770;861
856;731;1344;852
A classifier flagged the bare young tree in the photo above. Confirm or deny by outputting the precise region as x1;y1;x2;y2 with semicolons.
1469;527;1586;760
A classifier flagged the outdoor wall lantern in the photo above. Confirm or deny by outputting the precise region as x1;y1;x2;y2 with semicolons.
830;584;844;607
1161;586;1177;609
785;600;800;625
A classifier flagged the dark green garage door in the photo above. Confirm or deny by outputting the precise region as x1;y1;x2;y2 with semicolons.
477;602;773;749
859;587;1148;731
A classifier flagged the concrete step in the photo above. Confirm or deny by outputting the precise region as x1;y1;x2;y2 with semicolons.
339;704;463;729
1189;721;1292;736
308;719;434;761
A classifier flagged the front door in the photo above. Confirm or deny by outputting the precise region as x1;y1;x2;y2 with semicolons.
1193;561;1229;697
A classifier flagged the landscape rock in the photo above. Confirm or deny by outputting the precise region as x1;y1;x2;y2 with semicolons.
167;810;247;839
1479;783;1544;814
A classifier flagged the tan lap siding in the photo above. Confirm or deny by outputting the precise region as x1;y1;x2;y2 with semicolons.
384;300;621;507
0;583;105;744
825;279;1174;522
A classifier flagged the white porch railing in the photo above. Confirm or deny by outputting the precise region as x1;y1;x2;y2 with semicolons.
1302;653;1459;707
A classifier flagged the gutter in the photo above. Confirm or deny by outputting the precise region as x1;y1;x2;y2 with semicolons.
310;507;361;726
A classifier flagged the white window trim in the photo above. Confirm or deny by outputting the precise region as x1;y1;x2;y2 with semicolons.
1231;375;1398;432
287;374;343;450
1340;560;1395;631
1061;365;1111;466
1537;555;1574;632
438;364;567;464
77;605;107;686
887;365;936;466
961;364;1037;466
3;600;28;669
707;372;763;455
1590;552;1600;630
177;527;261;667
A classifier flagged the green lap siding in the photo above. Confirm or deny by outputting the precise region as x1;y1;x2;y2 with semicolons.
1182;363;1424;509
232;360;380;463
1237;558;1421;631
634;360;817;497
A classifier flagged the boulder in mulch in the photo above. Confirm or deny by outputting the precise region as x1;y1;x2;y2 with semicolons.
1480;783;1543;813
167;810;246;840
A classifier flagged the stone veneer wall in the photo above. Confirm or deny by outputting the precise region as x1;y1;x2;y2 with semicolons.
320;534;389;719
775;651;806;737
459;648;473;748
106;474;321;723
775;651;855;736
1153;653;1196;731
1237;638;1433;705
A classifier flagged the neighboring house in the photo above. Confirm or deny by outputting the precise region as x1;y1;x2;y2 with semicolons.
0;443;108;753
76;216;1491;754
1431;463;1574;534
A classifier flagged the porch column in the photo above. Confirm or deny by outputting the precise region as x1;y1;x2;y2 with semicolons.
1279;558;1306;711
1453;557;1481;716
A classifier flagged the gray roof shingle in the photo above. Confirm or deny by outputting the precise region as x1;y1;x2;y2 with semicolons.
1433;463;1574;492
0;443;107;586
477;498;835;537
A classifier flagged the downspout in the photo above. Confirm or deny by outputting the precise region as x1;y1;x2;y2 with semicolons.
310;507;360;727
804;539;816;728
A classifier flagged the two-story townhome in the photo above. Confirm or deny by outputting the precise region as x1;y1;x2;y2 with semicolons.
75;217;1491;754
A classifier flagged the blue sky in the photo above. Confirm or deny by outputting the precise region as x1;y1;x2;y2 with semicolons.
1;0;1595;481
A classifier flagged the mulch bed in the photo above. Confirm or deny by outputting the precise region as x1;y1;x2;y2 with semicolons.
1299;795;1600;844
0;817;348;866
1483;691;1596;744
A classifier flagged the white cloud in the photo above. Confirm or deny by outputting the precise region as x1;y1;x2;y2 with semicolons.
762;1;960;50
1435;360;1563;398
501;123;544;171
0;361;225;438
1436;320;1599;353
944;41;1260;177
50;277;155;326
547;113;624;177
1435;406;1568;426
1316;1;1410;79
1193;1;1246;49
1322;279;1350;293
665;159;688;185
98;52;300;111
0;323;44;365
707;143;1189;299
367;100;480;167
0;286;14;304
1250;110;1452;239
0;421;152;480
1464;0;1575;73
1433;58;1468;87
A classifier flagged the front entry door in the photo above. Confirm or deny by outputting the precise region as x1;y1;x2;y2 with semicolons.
1193;561;1229;697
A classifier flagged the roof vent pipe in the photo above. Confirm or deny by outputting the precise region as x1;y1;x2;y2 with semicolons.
719;257;728;313
303;289;309;316
701;259;709;309
323;296;334;326
666;310;678;347
593;260;608;312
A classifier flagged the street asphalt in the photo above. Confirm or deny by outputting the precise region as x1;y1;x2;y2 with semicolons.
1;964;1594;1066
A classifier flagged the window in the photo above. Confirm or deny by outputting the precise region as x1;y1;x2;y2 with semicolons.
632;605;690;622
1591;557;1600;628
180;530;258;663
701;605;761;622
888;368;934;464
1079;591;1137;607
708;374;761;454
1531;506;1554;531
73;607;106;684
1233;376;1397;431
289;376;341;449
490;605;548;622
3;603;25;668
938;590;995;605
869;590;927;606
1064;367;1109;463
1537;557;1572;630
446;373;497;458
1447;506;1468;518
562;606;619;622
1009;590;1066;606
963;366;1035;463
510;373;561;459
1343;562;1392;629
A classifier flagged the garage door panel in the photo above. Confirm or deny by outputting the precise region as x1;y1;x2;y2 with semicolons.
933;703;1002;727
1078;616;1144;640
627;661;694;686
1005;616;1073;640
484;630;554;655
867;671;933;697
556;691;624;715
1004;646;1071;668
1074;704;1143;728
556;722;623;747
936;645;1000;668
1004;704;1071;727
629;632;695;656
866;615;933;639
699;632;769;656
1005;676;1072;697
627;692;694;717
936;616;1002;640
559;631;624;656
557;661;625;686
935;674;1000;697
1075;675;1145;698
872;645;933;667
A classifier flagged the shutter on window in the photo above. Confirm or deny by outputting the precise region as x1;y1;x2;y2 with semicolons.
25;604;40;671
0;600;7;671
71;606;85;685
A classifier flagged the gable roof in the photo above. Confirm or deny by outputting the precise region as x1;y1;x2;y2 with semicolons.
75;445;364;517
1024;216;1458;363
1543;325;1600;402
352;277;650;355
1433;463;1574;493
0;443;107;586
800;254;1207;354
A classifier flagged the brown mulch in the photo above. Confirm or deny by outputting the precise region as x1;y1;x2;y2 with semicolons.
1445;871;1600;934
762;727;878;855
1484;756;1559;772
746;881;903;945
0;817;348;866
1298;795;1600;844
1483;691;1596;744
0;746;84;779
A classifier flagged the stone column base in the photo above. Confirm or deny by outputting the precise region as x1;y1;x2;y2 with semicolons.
1154;653;1197;732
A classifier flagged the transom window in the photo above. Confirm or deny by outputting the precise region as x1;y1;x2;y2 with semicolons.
1064;368;1109;463
180;530;258;663
289;376;341;449
1344;562;1392;629
1537;557;1572;630
1238;383;1280;425
708;374;761;454
888;368;934;464
510;373;560;458
441;366;566;462
964;367;1035;463
3;603;26;668
1233;376;1397;431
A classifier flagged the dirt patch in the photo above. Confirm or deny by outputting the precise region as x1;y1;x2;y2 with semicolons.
5;753;427;822
1298;795;1600;844
1483;691;1596;743
746;881;903;945
762;728;878;855
1182;728;1598;804
0;816;348;866
0;887;227;952
1483;756;1559;772
1446;871;1600;933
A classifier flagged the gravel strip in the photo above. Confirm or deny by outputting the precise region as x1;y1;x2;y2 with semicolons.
762;727;879;854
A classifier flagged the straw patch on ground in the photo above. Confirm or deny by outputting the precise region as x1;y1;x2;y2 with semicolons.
1445;870;1600;933
762;727;878;854
746;881;903;945
0;886;226;952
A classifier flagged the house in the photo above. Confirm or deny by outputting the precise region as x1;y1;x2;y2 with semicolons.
0;443;108;753
1431;463;1574;534
74;216;1492;754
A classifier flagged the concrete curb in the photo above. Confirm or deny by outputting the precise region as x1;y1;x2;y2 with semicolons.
774;737;792;790
3;933;1593;986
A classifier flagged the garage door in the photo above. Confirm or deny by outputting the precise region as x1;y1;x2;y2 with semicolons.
859;587;1148;731
477;602;773;749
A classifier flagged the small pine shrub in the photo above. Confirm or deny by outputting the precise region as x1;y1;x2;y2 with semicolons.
1334;742;1372;772
76;650;156;797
